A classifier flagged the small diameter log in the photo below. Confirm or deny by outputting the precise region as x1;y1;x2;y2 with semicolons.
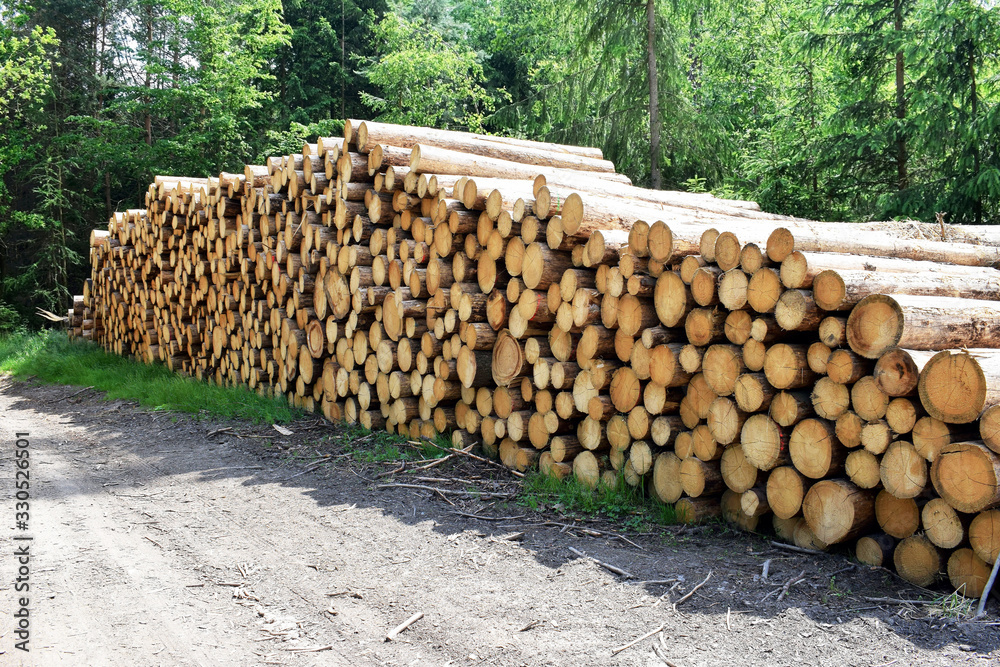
875;490;920;539
846;294;1000;360
835;411;864;449
701;344;745;397
886;397;922;435
802;479;876;545
811;377;850;421
807;341;832;375
948;549;992;598
931;442;1000;513
860;420;894;455
918;349;1000;425
741;486;771;518
845;450;881;489
652;452;683;504
741;415;789;471
818;316;848;348
763;344;816;391
826;349;873;385
674;496;722;524
721;444;758;494
767;466;811;519
771;391;815;428
856;533;897;567
879;440;927;499
894;534;942;588
912;417;978;463
706;397;748;446
654;271;693;328
812;267;1000;312
922;498;968;550
734;372;777;413
540;452;572;480
680;456;725;498
774;289;825;332
981;405;1000;455
851;376;888;422
872;348;935;397
723;489;760;531
572;450;602;490
789;418;845;479
969;510;1000;564
685;307;727;347
724;309;753;345
746;268;783;314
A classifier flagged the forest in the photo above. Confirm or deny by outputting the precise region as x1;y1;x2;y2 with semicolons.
0;0;998;330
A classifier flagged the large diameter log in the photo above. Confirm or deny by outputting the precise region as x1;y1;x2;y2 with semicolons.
410;144;629;190
351;119;604;159
812;268;1000;312
918;349;1000;425
846;294;1000;360
801;479;876;545
766;224;1000;268
931;442;1000;513
779;249;1000;290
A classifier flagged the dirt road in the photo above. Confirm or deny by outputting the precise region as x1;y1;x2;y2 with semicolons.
1;377;997;666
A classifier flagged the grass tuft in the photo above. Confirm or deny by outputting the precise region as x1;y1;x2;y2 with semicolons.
334;423;453;463
0;330;297;424
518;470;677;529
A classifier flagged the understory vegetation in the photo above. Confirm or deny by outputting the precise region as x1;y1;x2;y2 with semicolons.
0;330;297;423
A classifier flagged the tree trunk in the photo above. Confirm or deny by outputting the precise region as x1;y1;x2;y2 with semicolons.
646;0;661;189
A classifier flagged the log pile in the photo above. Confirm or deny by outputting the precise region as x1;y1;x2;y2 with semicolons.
70;119;1000;597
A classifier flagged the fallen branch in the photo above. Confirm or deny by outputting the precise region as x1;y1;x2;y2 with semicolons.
568;546;634;579
376;483;514;499
385;612;423;641
206;426;233;437
674;570;712;610
778;570;807;601
770;540;827;556
611;621;668;656
451;511;527;521
48;385;94;404
862;596;939;606
285;645;333;653
411;436;525;478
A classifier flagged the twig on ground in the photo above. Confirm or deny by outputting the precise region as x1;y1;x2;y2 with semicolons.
568;546;634;579
48;385;94;404
375;463;407;479
385;612;423;641
411;437;526;478
778;570;807;601
611;621;668;656
863;596;939;606
519;620;542;632
451;511;527;521
376;483;513;499
674;570;712;610
770;540;827;556
206;426;233;437
144;536;162;548
761;559;772;581
285;645;333;653
282;456;333;481
435;489;456;506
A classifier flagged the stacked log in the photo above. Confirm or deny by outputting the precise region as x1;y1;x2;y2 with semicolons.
70;119;1000;598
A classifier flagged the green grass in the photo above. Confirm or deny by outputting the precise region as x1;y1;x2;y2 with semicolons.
334;423;453;463
0;330;297;423
518;470;678;530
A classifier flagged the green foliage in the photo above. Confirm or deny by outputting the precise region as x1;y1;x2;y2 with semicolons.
360;1;502;131
0;330;297;422
519;471;677;529
335;423;451;462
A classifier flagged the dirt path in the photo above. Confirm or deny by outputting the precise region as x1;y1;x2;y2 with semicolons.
1;377;998;666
